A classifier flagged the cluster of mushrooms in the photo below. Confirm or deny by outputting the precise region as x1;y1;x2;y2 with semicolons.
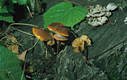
32;3;118;52
86;3;118;26
32;22;91;53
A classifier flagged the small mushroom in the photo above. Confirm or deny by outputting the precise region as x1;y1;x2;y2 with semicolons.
86;3;117;27
47;22;70;41
80;35;91;46
72;38;85;53
72;35;91;53
106;3;117;11
32;27;55;46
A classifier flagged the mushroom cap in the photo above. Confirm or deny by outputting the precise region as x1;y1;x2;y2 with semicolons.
80;35;91;46
32;27;52;41
47;22;70;37
72;37;85;53
53;34;68;41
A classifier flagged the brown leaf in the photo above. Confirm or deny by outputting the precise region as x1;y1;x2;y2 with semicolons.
6;35;19;54
7;35;17;43
17;50;27;61
7;44;19;54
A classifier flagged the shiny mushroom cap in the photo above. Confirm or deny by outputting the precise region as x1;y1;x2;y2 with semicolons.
47;22;70;37
53;34;68;41
32;27;52;41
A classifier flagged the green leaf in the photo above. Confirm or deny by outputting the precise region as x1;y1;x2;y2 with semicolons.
12;0;18;3
62;6;88;28
0;0;6;7
28;0;35;11
0;70;10;80
0;45;26;80
0;7;8;13
43;2;88;29
12;0;27;5
0;15;14;22
18;0;27;5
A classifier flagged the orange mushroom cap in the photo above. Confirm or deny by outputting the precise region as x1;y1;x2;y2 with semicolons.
47;22;70;37
32;27;52;41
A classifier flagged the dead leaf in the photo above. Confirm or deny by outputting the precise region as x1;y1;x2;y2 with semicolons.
5;35;19;54
17;50;27;61
7;44;19;54
7;35;17;43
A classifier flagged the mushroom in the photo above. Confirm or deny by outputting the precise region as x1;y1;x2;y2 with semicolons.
86;3;117;27
72;35;91;53
32;27;55;46
47;22;70;41
106;3;117;11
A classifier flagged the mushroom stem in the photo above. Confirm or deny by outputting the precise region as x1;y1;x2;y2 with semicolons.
74;47;80;53
56;40;60;54
43;42;48;58
47;39;55;46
